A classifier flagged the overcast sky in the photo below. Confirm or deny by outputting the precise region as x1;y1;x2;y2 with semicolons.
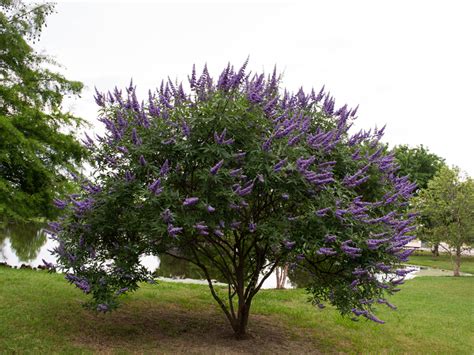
34;0;474;175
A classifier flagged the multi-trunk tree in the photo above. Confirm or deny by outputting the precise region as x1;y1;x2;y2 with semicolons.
48;62;417;338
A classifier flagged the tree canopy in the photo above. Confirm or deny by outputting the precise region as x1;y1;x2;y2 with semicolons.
0;0;87;221
393;145;445;191
414;166;474;276
49;62;417;338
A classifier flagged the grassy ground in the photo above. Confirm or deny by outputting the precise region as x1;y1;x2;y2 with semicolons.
406;250;474;274
1;267;473;354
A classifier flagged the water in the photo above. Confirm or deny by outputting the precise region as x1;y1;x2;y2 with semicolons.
0;222;292;289
3;223;466;290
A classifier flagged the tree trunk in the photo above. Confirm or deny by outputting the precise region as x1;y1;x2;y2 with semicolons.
432;243;439;257
276;264;288;289
233;301;251;339
453;246;461;277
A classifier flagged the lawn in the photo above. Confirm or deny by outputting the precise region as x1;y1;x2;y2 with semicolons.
0;266;473;354
406;250;474;274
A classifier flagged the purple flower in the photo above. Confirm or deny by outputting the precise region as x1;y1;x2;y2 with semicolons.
148;179;163;196
210;159;224;175
82;133;95;149
182;120;191;137
139;155;147;166
317;247;337;256
235;182;254;197
124;171;135;182
262;137;272;151
273;159;287;172
296;156;316;171
183;197;199;206
42;259;55;270
230;221;241;229
214;128;226;144
288;133;302;146
376;263;391;272
230;168;242;177
341;242;362;258
168;224;183;237
352;267;368;276
214;229;224;237
283;240;296;250
229;202;240;210
248;223;256;233
115;287;129;296
72;278;91;293
53;198;67;210
72;198;94;215
233;152;246;161
350;279;359;290
161;208;173;223
351;308;368;317
281;193;289;200
160;159;170;176
366;238;388;250
315;207;330;217
47;221;62;233
365;313;385;324
132;128;142;146
194;222;209;235
377;298;397;310
206;204;216;212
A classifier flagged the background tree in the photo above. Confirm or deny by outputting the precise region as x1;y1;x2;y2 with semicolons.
393;145;445;191
0;0;87;222
393;145;445;255
49;62;417;339
414;166;474;276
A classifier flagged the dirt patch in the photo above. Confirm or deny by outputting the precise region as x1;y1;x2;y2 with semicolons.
72;301;321;354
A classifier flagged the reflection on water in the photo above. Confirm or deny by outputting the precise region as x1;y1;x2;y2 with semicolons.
0;222;51;267
154;253;228;283
0;222;292;289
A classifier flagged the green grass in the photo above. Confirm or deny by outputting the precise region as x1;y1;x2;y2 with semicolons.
0;266;473;354
406;250;474;274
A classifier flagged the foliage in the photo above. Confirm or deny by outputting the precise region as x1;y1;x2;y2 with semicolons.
413;166;474;275
0;0;87;221
393;145;445;255
393;144;445;191
49;61;417;337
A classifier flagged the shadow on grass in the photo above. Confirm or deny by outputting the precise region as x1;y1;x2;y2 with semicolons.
66;300;319;354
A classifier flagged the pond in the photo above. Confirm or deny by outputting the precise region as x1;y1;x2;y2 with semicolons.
0;222;293;289
2;223;464;290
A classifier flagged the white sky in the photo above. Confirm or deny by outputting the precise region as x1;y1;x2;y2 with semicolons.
34;0;474;175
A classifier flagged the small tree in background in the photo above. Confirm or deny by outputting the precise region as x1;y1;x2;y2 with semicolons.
414;166;474;276
48;62;417;338
0;0;87;222
393;145;445;255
